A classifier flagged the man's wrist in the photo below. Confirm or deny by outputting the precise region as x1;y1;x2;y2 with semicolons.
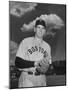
34;61;38;67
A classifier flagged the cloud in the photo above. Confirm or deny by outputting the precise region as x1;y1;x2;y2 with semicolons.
9;1;37;17
10;41;19;66
21;14;64;36
10;40;18;54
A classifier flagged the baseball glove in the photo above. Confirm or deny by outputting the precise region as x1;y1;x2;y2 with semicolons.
35;59;49;74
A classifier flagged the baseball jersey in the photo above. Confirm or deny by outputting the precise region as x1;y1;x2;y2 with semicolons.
16;37;51;64
16;37;52;87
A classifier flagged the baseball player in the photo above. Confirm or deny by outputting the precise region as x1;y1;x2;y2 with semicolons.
15;19;52;88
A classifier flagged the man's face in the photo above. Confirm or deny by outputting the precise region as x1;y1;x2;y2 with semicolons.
34;25;46;38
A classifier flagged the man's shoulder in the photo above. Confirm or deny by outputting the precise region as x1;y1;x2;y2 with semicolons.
24;37;34;41
43;40;51;49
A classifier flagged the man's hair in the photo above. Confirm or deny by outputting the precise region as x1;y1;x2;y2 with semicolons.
35;19;46;28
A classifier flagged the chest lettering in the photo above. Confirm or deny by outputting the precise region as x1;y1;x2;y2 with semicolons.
27;46;47;56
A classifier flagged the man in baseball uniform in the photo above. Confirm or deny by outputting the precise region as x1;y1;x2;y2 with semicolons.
15;19;52;88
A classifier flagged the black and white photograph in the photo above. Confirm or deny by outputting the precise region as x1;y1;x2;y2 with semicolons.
9;1;66;89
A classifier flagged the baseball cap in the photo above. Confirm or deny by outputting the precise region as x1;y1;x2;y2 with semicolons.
35;19;46;28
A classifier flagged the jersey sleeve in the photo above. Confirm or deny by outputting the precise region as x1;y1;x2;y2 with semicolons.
16;39;27;60
47;45;52;64
44;45;52;64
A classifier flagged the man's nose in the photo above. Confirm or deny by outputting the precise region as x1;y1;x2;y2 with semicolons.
39;28;42;32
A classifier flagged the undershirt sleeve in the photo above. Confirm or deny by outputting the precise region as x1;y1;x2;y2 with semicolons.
15;57;35;69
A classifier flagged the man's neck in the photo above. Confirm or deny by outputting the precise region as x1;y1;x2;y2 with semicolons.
35;35;43;42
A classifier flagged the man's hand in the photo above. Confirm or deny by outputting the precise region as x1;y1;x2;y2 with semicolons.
35;59;49;74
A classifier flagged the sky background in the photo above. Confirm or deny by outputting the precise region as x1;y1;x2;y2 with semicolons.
9;1;66;65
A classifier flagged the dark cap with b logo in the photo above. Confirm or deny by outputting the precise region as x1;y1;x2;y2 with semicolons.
35;19;46;28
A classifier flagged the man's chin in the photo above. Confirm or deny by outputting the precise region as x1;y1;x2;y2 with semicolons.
36;34;43;38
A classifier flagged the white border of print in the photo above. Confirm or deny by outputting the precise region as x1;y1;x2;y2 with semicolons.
0;0;67;90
